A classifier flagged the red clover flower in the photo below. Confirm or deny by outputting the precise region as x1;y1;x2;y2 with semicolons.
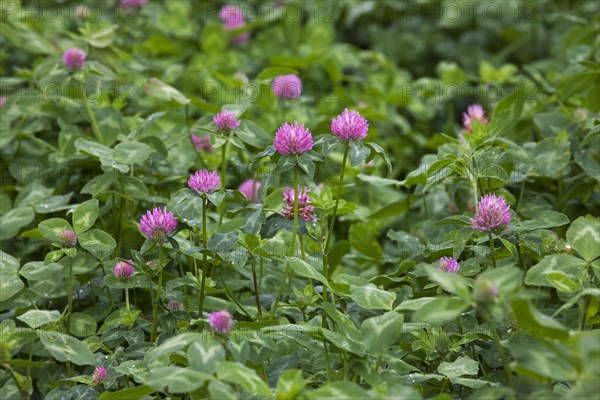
331;108;369;141
188;170;221;194
470;193;511;233
139;207;177;243
273;121;313;155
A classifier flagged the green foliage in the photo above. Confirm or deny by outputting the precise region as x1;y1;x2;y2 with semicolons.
0;1;598;398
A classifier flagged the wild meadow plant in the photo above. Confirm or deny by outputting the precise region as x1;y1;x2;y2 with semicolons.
1;2;598;399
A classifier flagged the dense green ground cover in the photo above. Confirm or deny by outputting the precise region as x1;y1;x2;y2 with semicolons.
0;1;599;399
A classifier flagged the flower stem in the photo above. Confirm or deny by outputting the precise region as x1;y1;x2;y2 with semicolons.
322;144;349;316
251;256;262;321
271;167;299;318
150;245;164;342
83;98;103;143
488;232;497;268
218;140;229;225
290;169;300;256
325;145;349;253
67;256;73;335
199;196;208;327
493;327;514;389
125;288;130;312
471;158;479;209
186;105;205;166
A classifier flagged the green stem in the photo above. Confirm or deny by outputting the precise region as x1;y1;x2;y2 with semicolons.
271;167;299;318
290;169;299;256
189;230;199;311
322;144;349;320
218;140;230;225
125;288;130;312
323;339;332;383
186;105;205;166
23;135;58;152
83;98;103;143
324;145;349;256
516;234;525;270
67;256;73;335
406;189;412;232
300;235;305;260
115;173;124;257
150;245;164;342
251;257;262;321
488;232;497;268
99;264;115;309
493;328;515;388
374;354;383;374
516;179;526;215
199;197;208;327
470;159;479;209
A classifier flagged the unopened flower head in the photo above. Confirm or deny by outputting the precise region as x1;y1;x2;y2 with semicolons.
167;300;184;312
92;366;107;384
239;179;261;202
272;74;302;99
188;170;220;194
63;48;86;70
114;260;134;281
139;207;177;243
474;277;499;303
213;110;240;132
273;121;313;154
462;104;488;132
58;230;77;248
120;0;147;9
282;186;317;223
191;134;214;153
219;5;249;44
208;310;233;334
331;108;369;141
471;193;511;233
438;257;460;273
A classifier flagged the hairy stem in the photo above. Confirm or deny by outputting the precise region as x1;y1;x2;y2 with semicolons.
321;144;349;320
83;99;103;143
271;167;299;318
251;257;262;321
199;196;209;327
150;245;164;342
488;231;497;268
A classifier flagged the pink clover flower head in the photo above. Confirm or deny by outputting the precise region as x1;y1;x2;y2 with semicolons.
92;366;108;384
213;110;241;132
219;5;249;44
188;170;220;194
239;179;261;202
120;0;147;9
63;48;86;70
208;310;233;334
114;260;135;281
438;257;460;273
470;193;511;233
331;108;369;141
191;134;214;153
272;74;302;99
0;96;6;106
139;207;177;243
462;104;488;132
58;230;77;248
273;121;313;154
167;300;184;311
282;186;317;223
